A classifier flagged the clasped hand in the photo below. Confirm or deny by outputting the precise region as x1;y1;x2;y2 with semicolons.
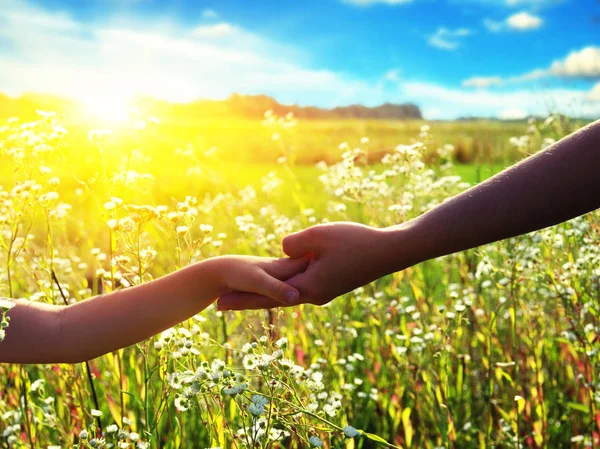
218;222;395;311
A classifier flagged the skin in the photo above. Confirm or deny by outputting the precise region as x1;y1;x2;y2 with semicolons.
0;255;308;364
218;119;600;310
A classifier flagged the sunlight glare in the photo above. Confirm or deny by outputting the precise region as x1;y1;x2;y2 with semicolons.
82;94;133;123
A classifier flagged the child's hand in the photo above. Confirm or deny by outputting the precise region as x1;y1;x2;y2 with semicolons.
217;222;390;310
207;255;310;306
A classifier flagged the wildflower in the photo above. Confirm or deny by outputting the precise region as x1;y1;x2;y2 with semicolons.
79;429;89;439
106;424;119;433
91;409;103;417
275;337;288;348
30;379;45;393
119;217;135;233
309;435;323;447
40;192;59;204
343;425;360;438
222;386;239;397
199;224;213;233
323;404;337;417
173;396;188;412
242;354;257;370
279;358;295;371
248;394;269;417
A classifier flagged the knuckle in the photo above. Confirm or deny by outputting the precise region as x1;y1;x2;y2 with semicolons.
282;235;295;252
304;226;321;240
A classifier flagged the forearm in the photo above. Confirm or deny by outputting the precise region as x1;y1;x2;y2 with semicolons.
58;260;223;363
2;260;223;364
384;119;600;270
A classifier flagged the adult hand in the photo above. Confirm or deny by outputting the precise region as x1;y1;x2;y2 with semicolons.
217;222;405;310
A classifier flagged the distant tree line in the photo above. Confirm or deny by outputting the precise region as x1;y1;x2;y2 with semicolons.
0;92;423;121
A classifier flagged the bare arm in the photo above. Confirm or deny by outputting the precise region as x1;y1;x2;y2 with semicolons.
1;256;307;363
388;118;600;270
218;119;600;310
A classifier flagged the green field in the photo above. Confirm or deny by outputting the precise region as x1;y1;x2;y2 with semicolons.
1;112;598;448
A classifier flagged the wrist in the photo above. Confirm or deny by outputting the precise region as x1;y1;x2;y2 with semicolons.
197;257;232;297
378;218;427;273
180;257;230;302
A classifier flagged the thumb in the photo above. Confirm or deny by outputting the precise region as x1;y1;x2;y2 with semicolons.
252;271;300;305
282;228;317;258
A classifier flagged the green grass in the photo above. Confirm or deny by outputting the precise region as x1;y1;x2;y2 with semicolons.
1;113;597;449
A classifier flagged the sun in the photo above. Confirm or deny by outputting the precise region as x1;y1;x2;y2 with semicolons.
81;94;133;123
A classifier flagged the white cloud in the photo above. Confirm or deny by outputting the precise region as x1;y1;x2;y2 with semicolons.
497;107;528;120
341;0;413;5
484;11;542;32
483;18;505;32
191;23;238;38
463;69;546;88
462;47;600;91
202;9;219;19
506;11;542;30
1;0;81;32
550;47;600;79
511;69;548;82
589;82;600;101
1;0;596;121
427;27;472;51
462;76;503;88
401;81;600;119
504;0;560;6
0;0;385;108
384;69;401;82
459;0;562;7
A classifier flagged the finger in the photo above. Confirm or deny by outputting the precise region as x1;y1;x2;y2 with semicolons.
281;272;313;305
262;255;310;280
217;292;283;311
217;271;314;310
251;271;300;305
282;229;318;258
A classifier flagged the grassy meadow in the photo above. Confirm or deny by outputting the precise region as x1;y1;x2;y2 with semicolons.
0;109;599;449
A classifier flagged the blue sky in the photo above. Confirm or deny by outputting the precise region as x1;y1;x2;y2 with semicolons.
0;0;598;119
